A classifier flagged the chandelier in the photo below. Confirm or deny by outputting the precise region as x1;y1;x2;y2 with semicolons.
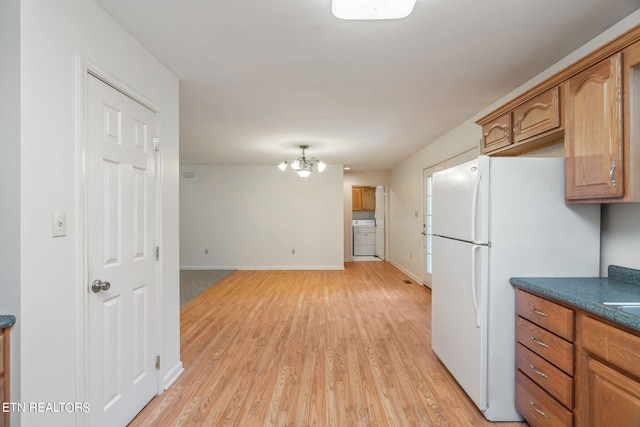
278;145;326;178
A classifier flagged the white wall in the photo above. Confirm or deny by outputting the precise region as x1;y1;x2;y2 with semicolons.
389;9;640;281
343;170;390;262
14;1;181;426
180;165;344;270
601;203;640;271
389;122;480;280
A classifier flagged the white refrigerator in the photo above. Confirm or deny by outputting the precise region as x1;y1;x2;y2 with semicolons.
431;155;600;421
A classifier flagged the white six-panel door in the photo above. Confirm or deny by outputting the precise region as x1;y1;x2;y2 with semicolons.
86;74;158;427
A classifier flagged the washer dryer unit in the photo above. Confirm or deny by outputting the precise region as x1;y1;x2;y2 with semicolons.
353;219;376;256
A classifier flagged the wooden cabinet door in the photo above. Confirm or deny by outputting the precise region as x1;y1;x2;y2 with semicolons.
620;40;640;203
352;187;362;211
482;112;512;153
583;357;640;427
362;187;376;211
513;86;560;143
565;53;624;201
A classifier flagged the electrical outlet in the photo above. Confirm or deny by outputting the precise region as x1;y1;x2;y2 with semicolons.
292;249;295;255
204;249;208;254
52;212;66;237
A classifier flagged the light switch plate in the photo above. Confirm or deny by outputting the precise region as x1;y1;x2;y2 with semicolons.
52;212;66;237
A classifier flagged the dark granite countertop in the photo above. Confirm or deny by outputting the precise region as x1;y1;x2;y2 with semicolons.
0;315;16;329
511;265;640;333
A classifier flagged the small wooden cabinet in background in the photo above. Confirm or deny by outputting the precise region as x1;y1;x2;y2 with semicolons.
352;186;376;211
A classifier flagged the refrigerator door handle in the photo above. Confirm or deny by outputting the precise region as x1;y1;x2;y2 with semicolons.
471;244;481;328
470;167;481;244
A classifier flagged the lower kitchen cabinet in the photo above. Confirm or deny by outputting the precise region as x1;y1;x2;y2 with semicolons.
514;289;574;427
516;370;573;427
576;314;640;426
515;288;640;427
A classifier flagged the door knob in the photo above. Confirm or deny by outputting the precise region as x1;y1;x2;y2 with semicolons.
91;279;111;293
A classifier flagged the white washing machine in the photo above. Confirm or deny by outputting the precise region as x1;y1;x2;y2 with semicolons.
353;219;376;256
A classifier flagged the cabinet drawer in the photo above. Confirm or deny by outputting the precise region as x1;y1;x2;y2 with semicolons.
516;343;573;408
516;316;573;374
516;370;573;427
580;315;640;378
516;289;574;341
513;86;560;143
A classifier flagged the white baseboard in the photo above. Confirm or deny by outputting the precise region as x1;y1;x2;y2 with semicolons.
388;259;423;285
180;265;345;271
163;361;184;390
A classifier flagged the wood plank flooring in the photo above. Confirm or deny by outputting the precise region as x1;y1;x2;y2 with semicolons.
129;262;526;426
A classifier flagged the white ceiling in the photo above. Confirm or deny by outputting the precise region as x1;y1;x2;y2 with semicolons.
94;0;640;170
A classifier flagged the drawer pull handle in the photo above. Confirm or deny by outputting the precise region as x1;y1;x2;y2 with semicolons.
529;307;549;317
529;364;548;378
530;336;548;348
529;401;549;418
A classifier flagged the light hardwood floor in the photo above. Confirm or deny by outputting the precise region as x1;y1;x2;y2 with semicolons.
129;262;526;426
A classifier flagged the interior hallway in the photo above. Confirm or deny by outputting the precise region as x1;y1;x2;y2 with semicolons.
129;262;526;426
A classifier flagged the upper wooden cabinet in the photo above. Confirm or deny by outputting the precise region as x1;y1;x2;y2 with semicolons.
482;113;512;153
565;41;640;203
480;86;562;155
514;86;561;143
477;24;640;203
352;186;375;211
565;53;624;201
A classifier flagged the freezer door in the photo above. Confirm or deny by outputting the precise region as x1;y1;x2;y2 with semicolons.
431;236;488;412
432;156;489;244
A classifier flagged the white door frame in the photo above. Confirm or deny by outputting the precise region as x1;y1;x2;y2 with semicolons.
74;55;165;425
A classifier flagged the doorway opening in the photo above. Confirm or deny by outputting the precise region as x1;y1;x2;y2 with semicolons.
352;185;385;261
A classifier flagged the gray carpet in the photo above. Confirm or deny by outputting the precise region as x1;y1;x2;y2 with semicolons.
180;269;236;307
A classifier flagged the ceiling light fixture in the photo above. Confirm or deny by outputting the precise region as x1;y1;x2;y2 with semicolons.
332;0;417;20
278;145;326;179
